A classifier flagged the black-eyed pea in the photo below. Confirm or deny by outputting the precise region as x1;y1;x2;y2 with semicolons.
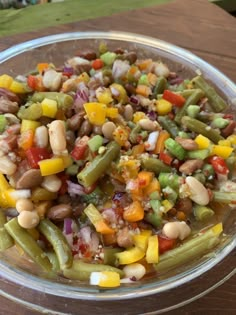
16;198;34;213
102;121;116;140
185;176;210;205
18;210;40;229
123;263;146;280
41;175;62;193
162;221;191;241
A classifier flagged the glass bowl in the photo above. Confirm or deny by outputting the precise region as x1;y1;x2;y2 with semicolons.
0;31;235;315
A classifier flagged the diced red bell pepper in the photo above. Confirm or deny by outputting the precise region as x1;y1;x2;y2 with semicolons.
71;136;89;160
208;155;229;175
163;90;186;107
158;235;176;254
27;75;45;92
159;151;173;165
25;147;51;169
92;59;104;70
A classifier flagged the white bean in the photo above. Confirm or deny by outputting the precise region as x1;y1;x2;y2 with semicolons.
41;175;62;192
138;118;158;131
123;263;146;280
102;121;116;140
43;69;62;91
16;198;34;213
124;105;134;121
18;210;40;229
0;155;17;175
162;221;191;241
34;126;49;148
48;120;68;155
185;176;210;205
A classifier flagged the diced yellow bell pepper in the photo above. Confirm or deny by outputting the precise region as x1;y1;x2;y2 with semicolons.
90;271;120;287
194;134;210;149
113;126;129;147
133;111;146;123
84;102;107;125
61;155;73;168
123;200;144;222
146;235;159;263
133;234;149;252
218;140;231;147
0;173;11;191
227;135;236;145
110;83;128;104
161;199;174;212
38;158;65;176
41;98;58;118
156;99;172;115
211;145;233;159
106;107;119;118
9;80;28;94
21;119;41;133
96;88;113;104
118;158;140;179
211;222;223;235
76;72;90;84
115;246;145;265
0;74;13;89
0;189;17;208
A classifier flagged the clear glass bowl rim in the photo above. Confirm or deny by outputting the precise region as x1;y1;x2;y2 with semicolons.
0;31;235;301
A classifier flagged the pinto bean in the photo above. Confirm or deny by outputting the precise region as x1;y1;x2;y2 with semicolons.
16;169;43;189
117;226;134;248
179;159;204;175
67;113;84;131
78;119;92;136
76;49;97;61
0;97;19;114
0;88;20;103
123;51;137;64
175;197;193;215
47;204;72;221
221;120;236;138
175;137;199;150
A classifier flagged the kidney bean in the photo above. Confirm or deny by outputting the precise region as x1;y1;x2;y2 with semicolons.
67;113;84;131
175;197;193;215
16;169;43;189
0;88;20;103
0;98;19;114
175;136;199;150
179;159;204;175
47;204;72;221
76;49;97;61
221;120;236;138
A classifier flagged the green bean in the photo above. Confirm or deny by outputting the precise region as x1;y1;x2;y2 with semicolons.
152;76;167;98
191;75;228;112
158;172;181;190
158;116;180;138
181;116;224;143
186;148;210;160
0;210;14;251
174;89;205;124
212;191;236;203
103;247;122;266
4;218;52;272
164;138;186;160
17;102;42;120
145;199;163;227
38;219;73;269
193;205;214;221
129;124;141;144
141;157;171;175
154;224;222;273
46;250;60;272
77;141;120;187
31;92;73;110
63;259;124;280
186;105;200;118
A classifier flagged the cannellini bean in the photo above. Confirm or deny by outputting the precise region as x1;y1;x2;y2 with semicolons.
185;176;210;205
123;104;134;121
34;125;49;148
16;198;34;213
43;69;62;91
48;120;68;155
162;221;191;240
41;175;62;192
138;118;158;131
0;155;17;175
123;263;146;280
18;210;40;229
102;121;116;140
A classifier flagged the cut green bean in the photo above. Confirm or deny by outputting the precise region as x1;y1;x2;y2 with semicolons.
193;205;214;221
155;223;222;273
88;135;104;152
141;157;171;174
103;247;122;266
31;92;73;110
191;75;228;112
63;259;124;280
164;138;186;160
186;148;210;160
78;141;120;187
158;116;180;138
17;102;42;120
212;191;236;203
129;124;141;144
158;172;181;190
175;89;205;124
152;76;167;98
38;219;73;269
181;116;224;143
0;210;14;251
4;218;52;272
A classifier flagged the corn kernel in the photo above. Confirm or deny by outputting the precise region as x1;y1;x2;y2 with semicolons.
76;72;90;84
0;74;13;89
9;80;28;94
194;134;211;149
161;199;174;212
133;111;146;123
21;120;41;133
156;99;172;115
41;98;58;118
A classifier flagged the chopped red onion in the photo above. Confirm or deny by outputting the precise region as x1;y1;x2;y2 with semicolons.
102;208;117;223
129;95;139;106
63;66;74;75
112;59;130;81
147;111;157;121
73;82;89;111
63;218;73;235
67;180;85;196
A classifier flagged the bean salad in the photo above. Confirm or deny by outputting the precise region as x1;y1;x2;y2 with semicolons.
0;42;235;288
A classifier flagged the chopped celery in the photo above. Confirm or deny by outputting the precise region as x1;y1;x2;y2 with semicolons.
193;205;214;221
0;115;7;132
88;135;104;152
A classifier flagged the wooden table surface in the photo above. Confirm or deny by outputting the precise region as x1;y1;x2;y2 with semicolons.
0;0;235;314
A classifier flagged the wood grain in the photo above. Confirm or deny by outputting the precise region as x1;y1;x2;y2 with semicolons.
0;0;235;314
